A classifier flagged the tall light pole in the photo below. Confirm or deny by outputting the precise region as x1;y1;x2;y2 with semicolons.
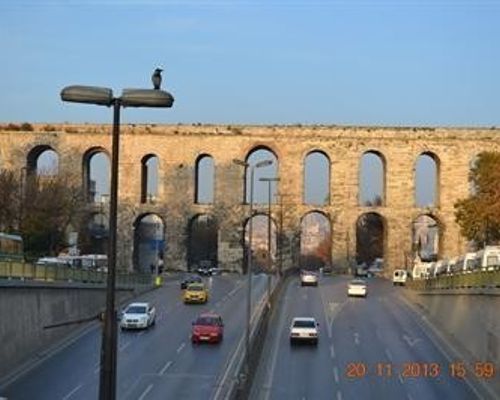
233;158;273;379
61;79;174;400
259;177;280;304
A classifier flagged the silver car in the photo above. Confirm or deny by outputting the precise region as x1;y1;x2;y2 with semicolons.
120;302;156;330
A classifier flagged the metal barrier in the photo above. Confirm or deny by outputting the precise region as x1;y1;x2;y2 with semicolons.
408;266;500;291
0;260;153;287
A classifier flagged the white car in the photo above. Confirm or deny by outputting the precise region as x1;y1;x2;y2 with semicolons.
289;317;319;345
393;269;408;286
347;279;367;297
300;270;318;286
120;302;156;330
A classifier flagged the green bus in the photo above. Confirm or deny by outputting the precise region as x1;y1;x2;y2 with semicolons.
0;232;24;261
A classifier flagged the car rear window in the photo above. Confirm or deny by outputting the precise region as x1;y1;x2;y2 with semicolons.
293;320;316;328
196;317;219;326
126;306;147;314
188;285;204;291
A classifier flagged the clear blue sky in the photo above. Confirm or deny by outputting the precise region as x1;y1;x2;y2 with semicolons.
0;0;499;126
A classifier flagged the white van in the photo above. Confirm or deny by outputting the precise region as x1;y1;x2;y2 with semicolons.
393;269;407;286
474;246;500;271
453;252;477;274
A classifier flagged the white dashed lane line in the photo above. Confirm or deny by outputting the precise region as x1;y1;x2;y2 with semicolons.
158;361;173;376
333;366;340;383
137;383;154;400
61;383;82;400
176;342;186;354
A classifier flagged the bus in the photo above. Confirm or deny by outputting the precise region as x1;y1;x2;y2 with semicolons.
0;233;24;261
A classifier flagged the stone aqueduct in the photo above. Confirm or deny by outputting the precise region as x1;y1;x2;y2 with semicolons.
1;124;499;273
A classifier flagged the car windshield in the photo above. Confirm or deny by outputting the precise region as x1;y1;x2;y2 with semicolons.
293;320;316;328
125;306;147;314
195;316;219;326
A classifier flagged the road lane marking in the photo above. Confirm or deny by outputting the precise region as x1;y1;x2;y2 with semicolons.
62;384;82;400
336;390;343;400
159;361;173;376
138;331;145;337
137;383;154;400
353;332;360;345
333;367;339;383
212;282;270;400
398;374;404;385
94;366;100;374
119;341;131;352
384;348;393;362
176;342;185;353
402;334;420;347
330;344;335;359
398;295;491;400
407;394;414;400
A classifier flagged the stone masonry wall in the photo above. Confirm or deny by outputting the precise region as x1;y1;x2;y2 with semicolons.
1;124;499;273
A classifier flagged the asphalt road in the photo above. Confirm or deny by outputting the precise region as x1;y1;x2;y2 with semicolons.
250;275;490;400
1;273;271;400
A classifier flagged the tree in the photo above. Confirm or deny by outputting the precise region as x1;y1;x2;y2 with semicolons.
356;213;384;265
0;170;21;233
20;173;85;259
454;152;500;247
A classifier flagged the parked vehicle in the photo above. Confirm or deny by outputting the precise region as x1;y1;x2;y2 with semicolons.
474;246;500;271
392;269;408;285
453;252;477;274
433;259;448;277
446;257;457;275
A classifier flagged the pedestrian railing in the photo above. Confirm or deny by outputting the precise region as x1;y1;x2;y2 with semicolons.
408;266;500;291
0;261;153;286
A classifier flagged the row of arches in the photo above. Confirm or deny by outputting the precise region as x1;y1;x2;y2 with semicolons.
25;145;446;208
128;211;442;273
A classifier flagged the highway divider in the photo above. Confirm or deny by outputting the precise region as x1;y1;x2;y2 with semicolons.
213;269;297;400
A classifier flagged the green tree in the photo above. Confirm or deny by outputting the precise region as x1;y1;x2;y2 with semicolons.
21;173;85;259
454;151;500;247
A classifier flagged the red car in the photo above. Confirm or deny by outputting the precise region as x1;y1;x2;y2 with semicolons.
191;313;224;344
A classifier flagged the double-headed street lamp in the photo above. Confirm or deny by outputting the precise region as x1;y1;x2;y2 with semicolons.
61;78;174;400
233;158;273;379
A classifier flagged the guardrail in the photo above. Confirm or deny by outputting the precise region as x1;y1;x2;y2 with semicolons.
408;267;500;291
0;261;153;286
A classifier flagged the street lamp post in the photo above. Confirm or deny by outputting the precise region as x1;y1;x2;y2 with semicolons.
233;158;273;380
259;177;280;304
61;80;174;400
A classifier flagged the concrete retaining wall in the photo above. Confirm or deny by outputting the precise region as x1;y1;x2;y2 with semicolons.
404;289;500;395
0;282;144;380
